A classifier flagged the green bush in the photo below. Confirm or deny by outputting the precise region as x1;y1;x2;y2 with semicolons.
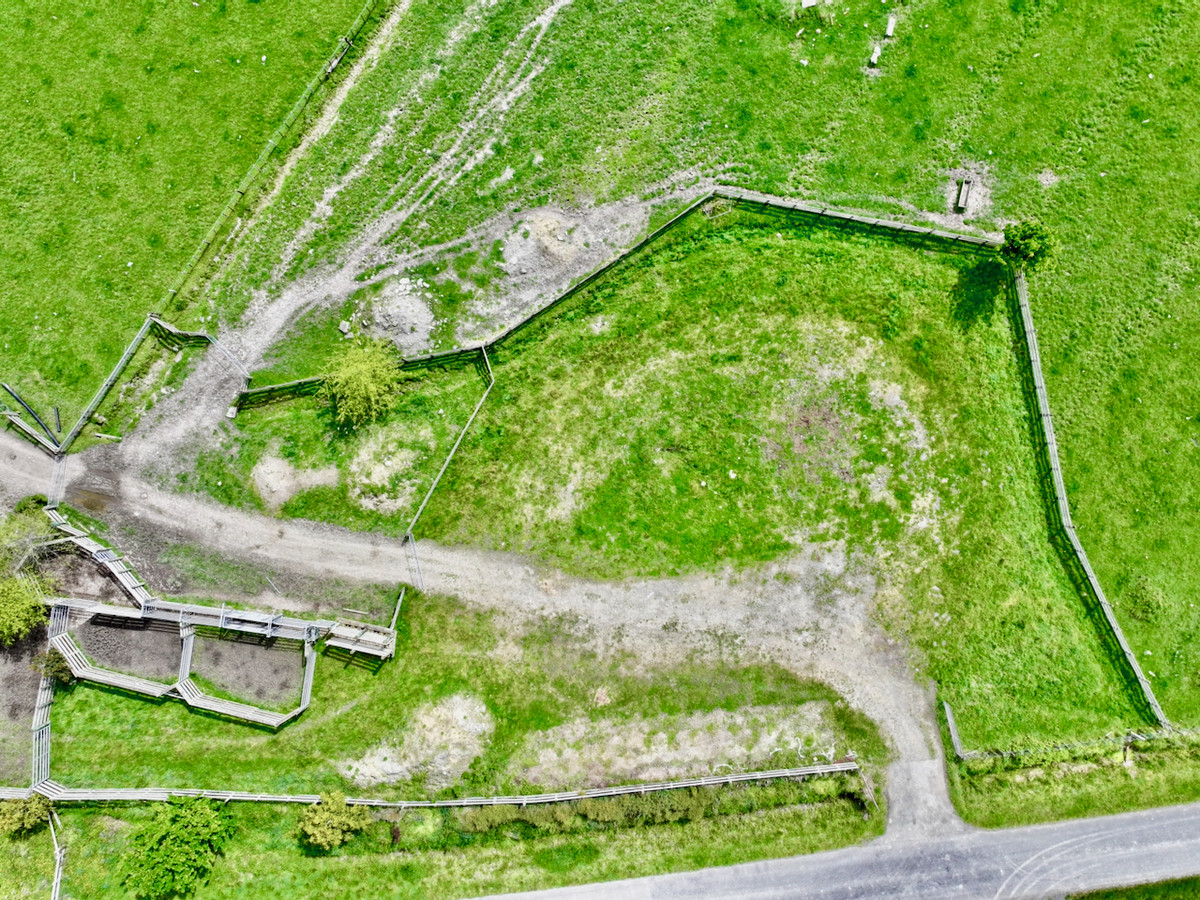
1122;576;1167;624
1001;221;1059;274
122;798;234;900
0;576;46;647
319;340;403;428
32;648;74;683
299;792;373;851
0;796;51;836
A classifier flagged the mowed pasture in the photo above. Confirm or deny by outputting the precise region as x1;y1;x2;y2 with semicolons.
207;0;1200;726
0;0;363;424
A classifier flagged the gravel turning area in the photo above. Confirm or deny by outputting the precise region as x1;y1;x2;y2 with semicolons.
0;627;44;785
191;635;303;709
74;618;180;683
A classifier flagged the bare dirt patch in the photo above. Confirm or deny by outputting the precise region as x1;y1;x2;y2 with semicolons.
0;627;43;785
1037;169;1059;188
190;634;303;708
74;617;180;683
251;454;339;512
509;702;837;790
38;552;130;605
342;693;494;789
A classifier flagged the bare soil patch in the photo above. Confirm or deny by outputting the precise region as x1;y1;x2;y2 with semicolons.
38;552;129;605
342;693;493;789
74;618;180;683
190;634;303;708
508;702;836;790
251;454;339;512
0;627;42;785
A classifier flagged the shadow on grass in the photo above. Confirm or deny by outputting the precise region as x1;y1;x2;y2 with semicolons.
952;257;1007;329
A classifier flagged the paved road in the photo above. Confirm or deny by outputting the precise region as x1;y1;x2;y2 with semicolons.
496;801;1200;900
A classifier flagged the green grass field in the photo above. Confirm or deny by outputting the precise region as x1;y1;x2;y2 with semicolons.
28;795;879;900
0;0;365;425
211;207;1146;749
201;0;1200;730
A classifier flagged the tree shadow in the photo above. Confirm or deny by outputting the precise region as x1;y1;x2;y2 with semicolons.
951;257;1007;329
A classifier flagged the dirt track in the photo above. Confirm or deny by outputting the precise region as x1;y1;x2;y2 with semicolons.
1;429;956;835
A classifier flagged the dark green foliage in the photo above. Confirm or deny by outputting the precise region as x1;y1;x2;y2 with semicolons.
1001;221;1059;274
299;793;373;851
0;796;51;836
122;798;234;899
32;648;74;683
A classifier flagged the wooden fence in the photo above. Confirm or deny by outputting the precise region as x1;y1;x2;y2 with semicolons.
28;760;859;808
1011;271;1168;728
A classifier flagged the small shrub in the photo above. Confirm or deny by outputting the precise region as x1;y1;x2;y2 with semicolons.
0;796;51;836
299;792;373;850
1001;221;1058;274
122;797;233;900
319;340;402;428
457;804;520;833
1123;575;1167;623
32;648;74;683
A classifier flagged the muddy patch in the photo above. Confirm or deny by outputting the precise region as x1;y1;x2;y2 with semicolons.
74;618;180;683
251;454;339;512
190;634;303;709
0;628;43;785
342;693;493;789
508;703;837;790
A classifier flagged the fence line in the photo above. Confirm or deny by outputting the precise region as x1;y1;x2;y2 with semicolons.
162;0;386;305
1011;271;1168;728
29;760;858;808
48;812;65;900
943;700;1197;762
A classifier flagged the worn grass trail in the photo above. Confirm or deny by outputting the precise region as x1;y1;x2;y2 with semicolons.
0;0;362;424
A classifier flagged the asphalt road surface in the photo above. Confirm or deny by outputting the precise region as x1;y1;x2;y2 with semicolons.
498;800;1200;899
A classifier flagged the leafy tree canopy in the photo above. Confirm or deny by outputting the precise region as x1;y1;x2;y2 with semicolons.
123;798;234;900
0;576;46;647
0;795;51;837
320;340;403;428
299;792;372;851
1001;221;1059;274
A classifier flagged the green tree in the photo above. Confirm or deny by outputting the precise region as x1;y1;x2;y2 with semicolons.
1001;221;1059;274
320;340;402;428
0;576;46;647
123;798;234;900
299;792;372;850
0;795;51;836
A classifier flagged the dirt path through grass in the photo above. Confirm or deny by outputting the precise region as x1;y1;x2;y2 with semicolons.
0;429;960;836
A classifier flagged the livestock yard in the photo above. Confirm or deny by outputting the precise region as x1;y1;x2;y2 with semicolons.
2;0;1200;898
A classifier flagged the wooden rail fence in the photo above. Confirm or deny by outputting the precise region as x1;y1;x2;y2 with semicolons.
26;760;858;808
